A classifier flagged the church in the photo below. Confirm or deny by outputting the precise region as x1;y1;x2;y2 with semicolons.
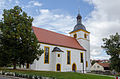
30;13;90;73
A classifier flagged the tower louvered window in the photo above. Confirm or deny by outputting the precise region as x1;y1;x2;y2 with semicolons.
74;34;77;38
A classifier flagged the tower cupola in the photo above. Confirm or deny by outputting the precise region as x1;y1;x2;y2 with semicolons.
69;11;90;39
70;13;87;33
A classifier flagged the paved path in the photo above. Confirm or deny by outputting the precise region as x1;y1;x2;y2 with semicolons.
0;75;11;79
0;75;26;79
0;76;9;79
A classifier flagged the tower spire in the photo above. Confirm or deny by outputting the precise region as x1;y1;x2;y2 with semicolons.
78;8;80;14
69;9;87;33
77;8;82;24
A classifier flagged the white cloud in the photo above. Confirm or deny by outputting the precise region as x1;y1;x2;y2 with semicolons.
84;0;120;59
90;49;101;56
28;1;42;7
0;0;5;18
40;9;49;14
0;0;5;9
33;9;75;35
15;0;19;5
33;2;42;7
91;55;110;60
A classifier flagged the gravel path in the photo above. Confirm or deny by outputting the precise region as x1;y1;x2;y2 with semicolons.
86;73;115;78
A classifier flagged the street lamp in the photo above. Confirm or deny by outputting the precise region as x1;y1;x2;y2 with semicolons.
117;37;120;58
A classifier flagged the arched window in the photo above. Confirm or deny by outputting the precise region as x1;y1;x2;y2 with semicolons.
73;34;77;38
72;63;77;72
67;50;71;64
56;64;61;71
44;46;50;64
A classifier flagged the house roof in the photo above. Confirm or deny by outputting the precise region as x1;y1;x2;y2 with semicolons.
98;63;109;67
32;26;85;51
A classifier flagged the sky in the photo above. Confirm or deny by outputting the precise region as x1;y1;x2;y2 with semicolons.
0;0;120;60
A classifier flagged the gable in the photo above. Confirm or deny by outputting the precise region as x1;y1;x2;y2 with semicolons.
92;63;102;67
91;63;104;70
32;26;85;51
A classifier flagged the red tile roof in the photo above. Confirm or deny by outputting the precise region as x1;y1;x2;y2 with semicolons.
32;26;85;51
98;63;109;67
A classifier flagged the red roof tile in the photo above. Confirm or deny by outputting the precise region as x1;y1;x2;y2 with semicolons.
98;63;110;67
32;26;85;51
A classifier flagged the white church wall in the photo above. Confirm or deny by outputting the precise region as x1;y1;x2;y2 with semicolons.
30;43;86;72
78;39;90;71
51;51;56;71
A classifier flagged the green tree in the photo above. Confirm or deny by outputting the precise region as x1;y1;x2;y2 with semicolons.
0;6;43;69
102;33;120;72
91;60;96;65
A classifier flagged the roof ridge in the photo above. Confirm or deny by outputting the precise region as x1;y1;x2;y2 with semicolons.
32;26;74;39
97;63;109;66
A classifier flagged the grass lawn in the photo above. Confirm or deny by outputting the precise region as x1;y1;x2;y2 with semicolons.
0;68;114;79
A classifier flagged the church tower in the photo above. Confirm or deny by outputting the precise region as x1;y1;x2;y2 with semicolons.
69;13;90;72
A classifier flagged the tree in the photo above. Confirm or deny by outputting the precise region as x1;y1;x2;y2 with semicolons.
0;6;43;69
91;60;96;65
102;33;120;72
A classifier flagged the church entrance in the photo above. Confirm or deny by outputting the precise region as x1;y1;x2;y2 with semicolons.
72;63;77;72
56;64;61;71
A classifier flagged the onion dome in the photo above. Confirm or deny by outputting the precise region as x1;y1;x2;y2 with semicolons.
71;13;87;32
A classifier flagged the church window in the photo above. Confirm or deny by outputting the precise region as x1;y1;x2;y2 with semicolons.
86;61;88;67
73;34;77;38
58;54;60;57
84;33;87;38
44;46;50;64
97;66;99;68
67;50;71;64
80;52;83;63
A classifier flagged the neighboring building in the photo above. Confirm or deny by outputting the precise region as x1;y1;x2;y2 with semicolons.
91;59;110;65
93;60;110;63
30;13;90;73
91;63;110;71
